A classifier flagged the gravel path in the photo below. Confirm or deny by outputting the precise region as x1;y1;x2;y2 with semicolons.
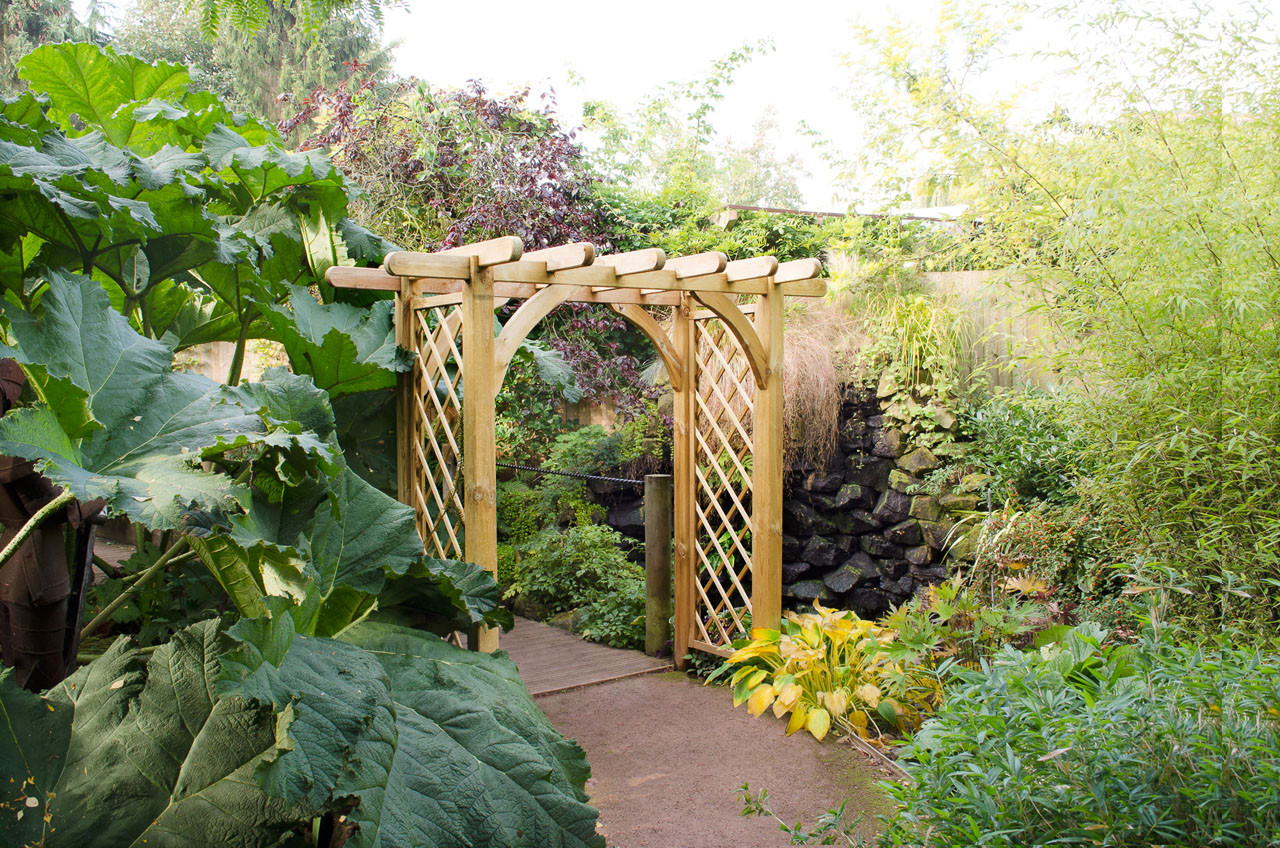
537;672;893;848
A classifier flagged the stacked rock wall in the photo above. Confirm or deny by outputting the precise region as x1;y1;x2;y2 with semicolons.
781;383;975;618
591;382;979;619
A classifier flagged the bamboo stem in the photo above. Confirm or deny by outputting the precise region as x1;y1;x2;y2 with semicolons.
80;536;189;640
0;488;74;572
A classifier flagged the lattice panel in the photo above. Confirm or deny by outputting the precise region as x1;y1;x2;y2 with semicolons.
408;305;466;560
691;317;757;649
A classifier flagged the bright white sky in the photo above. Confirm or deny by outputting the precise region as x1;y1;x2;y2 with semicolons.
384;0;952;209
87;0;1280;208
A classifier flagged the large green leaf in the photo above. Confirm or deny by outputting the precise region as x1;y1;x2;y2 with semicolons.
337;622;601;848
265;286;413;397
0;273;334;528
189;448;503;637
219;608;604;848
332;388;398;494
18;43;190;151
0;622;313;848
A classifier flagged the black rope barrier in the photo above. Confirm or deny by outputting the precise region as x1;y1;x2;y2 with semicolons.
495;461;645;486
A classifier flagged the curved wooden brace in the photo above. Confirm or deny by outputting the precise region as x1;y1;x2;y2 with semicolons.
607;303;684;393
691;291;769;388
492;285;576;388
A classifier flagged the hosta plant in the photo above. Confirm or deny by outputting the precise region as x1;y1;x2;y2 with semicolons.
713;602;938;741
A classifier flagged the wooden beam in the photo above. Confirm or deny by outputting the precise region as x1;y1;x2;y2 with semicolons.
595;247;666;275
415;292;463;309
523;241;595;271
607;303;684;392
326;265;400;291
404;277;679;305
493;285;575;387
776;278;826;297
750;285;784;634
442;235;523;267
462;260;500;653
384;252;473;279
690;291;769;387
725;256;778;282
775;258;822;283
664;251;727;279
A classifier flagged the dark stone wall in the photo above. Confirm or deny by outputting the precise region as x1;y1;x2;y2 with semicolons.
780;383;973;618
592;383;977;617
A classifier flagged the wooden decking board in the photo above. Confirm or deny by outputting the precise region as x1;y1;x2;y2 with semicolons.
499;616;671;697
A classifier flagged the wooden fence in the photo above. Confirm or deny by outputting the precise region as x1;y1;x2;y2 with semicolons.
922;269;1055;390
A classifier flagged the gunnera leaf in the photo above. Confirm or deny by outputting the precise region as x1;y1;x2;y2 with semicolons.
0;272;336;528
219;607;604;848
0;621;313;848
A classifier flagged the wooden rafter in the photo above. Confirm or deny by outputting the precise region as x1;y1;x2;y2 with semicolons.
326;235;823;661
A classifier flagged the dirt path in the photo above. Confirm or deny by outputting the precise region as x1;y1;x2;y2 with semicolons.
537;672;893;848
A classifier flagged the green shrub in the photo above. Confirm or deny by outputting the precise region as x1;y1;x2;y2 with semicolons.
576;577;646;650
616;399;672;476
960;389;1087;506
496;479;545;544
880;629;1280;847
545;425;624;475
504;524;640;615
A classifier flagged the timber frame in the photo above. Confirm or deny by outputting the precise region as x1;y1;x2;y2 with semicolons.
327;237;825;661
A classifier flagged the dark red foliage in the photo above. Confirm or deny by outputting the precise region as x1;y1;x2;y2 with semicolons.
281;66;611;252
282;67;653;418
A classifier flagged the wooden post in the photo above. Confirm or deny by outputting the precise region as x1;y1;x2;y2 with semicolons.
750;285;784;632
644;474;673;657
672;295;697;668
462;259;500;652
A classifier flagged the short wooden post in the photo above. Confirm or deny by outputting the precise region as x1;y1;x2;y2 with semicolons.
644;474;674;657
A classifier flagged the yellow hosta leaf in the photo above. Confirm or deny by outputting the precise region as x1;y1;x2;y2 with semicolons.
776;682;803;709
807;707;831;741
747;684;776;717
849;709;869;739
785;704;809;736
772;697;791;719
745;669;768;690
822;689;848;717
728;643;779;663
854;683;882;709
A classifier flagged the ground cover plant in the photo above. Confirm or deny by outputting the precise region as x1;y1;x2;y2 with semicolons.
0;43;604;847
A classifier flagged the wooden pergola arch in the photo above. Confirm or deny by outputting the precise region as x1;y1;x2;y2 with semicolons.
327;237;825;660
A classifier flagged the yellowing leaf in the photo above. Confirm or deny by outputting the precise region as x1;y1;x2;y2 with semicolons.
807;707;831;741
849;709;869;739
854;683;882;709
1003;575;1048;595
747;684;776;717
822;689;848;717
785;705;809;736
776;683;803;709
